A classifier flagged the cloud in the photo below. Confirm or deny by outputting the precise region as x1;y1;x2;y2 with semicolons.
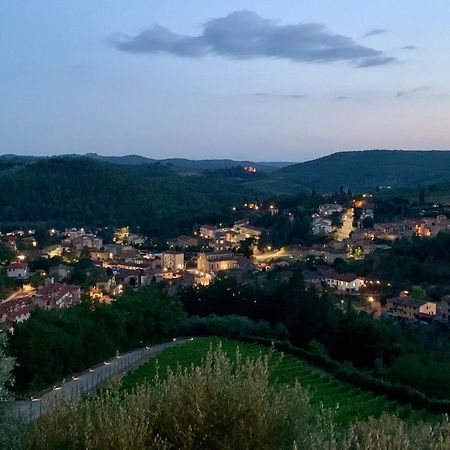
395;86;430;98
251;93;308;100
335;95;349;100
112;11;396;68
362;28;390;38
401;45;417;50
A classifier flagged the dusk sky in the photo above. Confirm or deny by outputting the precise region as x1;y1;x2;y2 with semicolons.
1;1;449;161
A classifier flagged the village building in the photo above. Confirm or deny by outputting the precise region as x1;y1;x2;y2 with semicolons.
384;296;437;321
6;262;29;280
161;251;185;270
199;225;218;239
312;218;333;235
323;273;365;292
49;264;73;281
168;235;198;248
318;203;344;217
373;220;417;239
197;252;239;274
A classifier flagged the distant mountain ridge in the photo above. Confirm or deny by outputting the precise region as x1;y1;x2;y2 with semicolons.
3;149;450;192
0;153;294;173
274;150;450;191
83;153;293;172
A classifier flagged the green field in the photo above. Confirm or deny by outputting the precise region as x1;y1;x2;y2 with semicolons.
123;337;436;426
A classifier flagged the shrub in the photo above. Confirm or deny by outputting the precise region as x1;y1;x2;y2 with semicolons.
0;334;25;449
22;343;450;449
25;344;333;450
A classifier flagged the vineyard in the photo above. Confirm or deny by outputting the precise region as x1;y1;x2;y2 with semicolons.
123;337;437;426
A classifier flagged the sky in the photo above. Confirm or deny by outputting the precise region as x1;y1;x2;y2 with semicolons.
1;1;449;162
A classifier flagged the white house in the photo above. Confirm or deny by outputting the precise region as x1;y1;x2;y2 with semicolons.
324;273;365;292
6;262;29;280
312;218;333;235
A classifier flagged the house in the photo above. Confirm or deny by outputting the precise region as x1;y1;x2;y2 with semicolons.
323;273;365;292
384;296;437;321
49;264;73;281
373;220;417;239
225;230;246;243
237;224;263;238
0;296;34;329
197;252;239;274
312;218;333;235
6;262;29;280
127;233;146;245
114;269;145;289
437;297;450;323
199;225;218;239
44;244;63;258
318;204;344;217
297;245;348;263
33;283;81;310
416;215;450;237
91;250;114;261
361;203;375;218
168;235;198;248
161;251;185;270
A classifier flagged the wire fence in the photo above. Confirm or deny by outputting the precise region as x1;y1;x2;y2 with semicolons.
9;339;185;422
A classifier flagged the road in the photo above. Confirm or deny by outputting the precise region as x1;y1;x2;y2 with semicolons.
337;208;355;241
1;284;35;304
9;339;187;421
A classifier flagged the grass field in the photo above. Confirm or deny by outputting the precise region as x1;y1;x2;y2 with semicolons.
123;337;437;426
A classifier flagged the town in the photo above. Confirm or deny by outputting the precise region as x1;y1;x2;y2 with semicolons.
3;190;450;333
2;2;450;446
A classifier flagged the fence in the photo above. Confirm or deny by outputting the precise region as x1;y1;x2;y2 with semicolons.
10;339;185;421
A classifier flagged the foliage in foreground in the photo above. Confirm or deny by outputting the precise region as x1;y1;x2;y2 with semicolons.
0;334;24;450
25;345;450;450
9;285;186;393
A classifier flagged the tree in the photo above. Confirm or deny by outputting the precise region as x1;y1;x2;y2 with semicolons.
0;334;14;404
0;334;22;449
419;189;425;204
0;243;14;266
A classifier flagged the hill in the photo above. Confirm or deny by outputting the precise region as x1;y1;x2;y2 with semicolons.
83;153;292;172
0;157;255;236
275;150;450;191
124;337;433;426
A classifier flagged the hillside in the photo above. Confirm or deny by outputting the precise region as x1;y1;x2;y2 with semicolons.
275;150;450;191
84;153;292;172
0;157;254;236
124;337;433;426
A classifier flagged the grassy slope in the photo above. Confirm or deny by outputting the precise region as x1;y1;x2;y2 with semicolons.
123;337;436;426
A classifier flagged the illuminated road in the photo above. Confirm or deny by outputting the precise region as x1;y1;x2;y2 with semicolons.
1;285;36;304
337;208;354;241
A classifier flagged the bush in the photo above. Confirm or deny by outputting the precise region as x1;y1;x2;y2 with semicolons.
180;314;289;340
23;344;450;449
25;344;330;450
0;334;25;449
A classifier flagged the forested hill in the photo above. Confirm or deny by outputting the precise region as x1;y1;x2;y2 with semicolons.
274;150;450;191
0;158;254;236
